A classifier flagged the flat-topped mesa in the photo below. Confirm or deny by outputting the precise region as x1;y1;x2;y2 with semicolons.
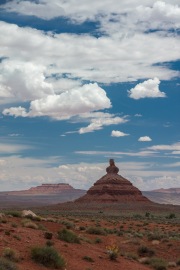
8;183;74;195
75;159;150;203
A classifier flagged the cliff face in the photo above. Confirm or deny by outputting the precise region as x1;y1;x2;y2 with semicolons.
76;160;150;203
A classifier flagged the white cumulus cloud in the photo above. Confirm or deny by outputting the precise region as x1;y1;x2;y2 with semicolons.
3;83;111;120
138;136;152;142
128;77;166;99
111;130;129;137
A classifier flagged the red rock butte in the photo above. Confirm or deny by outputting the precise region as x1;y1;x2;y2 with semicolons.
75;159;150;203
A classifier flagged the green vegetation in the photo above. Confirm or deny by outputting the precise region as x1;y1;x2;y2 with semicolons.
2;248;20;262
86;227;106;235
4;211;22;217
0;258;19;270
147;257;167;270
21;219;38;229
94;237;102;243
138;245;155;257
31;246;66;269
58;228;80;243
44;231;53;239
83;256;94;262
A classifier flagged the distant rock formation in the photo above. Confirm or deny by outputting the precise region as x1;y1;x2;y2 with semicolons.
76;159;150;203
7;183;74;195
143;188;180;205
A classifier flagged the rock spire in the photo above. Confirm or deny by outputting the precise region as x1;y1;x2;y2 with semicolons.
75;159;150;203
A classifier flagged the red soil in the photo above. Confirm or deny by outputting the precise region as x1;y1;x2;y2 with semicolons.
0;213;180;270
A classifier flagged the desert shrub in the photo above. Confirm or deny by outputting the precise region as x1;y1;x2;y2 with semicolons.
46;240;54;247
176;258;180;266
22;219;38;229
148;257;167;270
25;214;41;221
5;211;22;217
0;257;19;270
106;244;119;260
94;237;102;244
124;252;138;260
138;246;155;257
0;218;7;224
147;231;165;241
134;232;143;238
116;230;124;236
83;256;94;262
86;227;106;235
38;224;47;231
44;232;53;240
58;229;80;243
4;230;10;236
2;248;20;262
11;223;18;228
79;226;86;231
61;220;74;229
31;246;65;269
13;235;21;241
145;212;150;218
166;213;176;219
133;214;143;219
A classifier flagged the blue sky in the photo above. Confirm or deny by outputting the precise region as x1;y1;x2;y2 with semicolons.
0;0;179;191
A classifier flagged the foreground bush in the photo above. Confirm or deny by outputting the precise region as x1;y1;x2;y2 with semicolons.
0;257;19;270
31;246;65;269
3;248;20;262
58;229;80;243
146;257;167;270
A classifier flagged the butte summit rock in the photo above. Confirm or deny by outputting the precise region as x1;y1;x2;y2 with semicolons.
75;159;150;203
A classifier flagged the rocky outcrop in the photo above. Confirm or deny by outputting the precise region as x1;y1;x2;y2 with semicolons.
76;159;150;203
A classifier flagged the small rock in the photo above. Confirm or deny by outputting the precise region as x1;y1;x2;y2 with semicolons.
138;257;149;264
22;210;37;218
0;213;5;218
168;262;177;268
152;240;160;245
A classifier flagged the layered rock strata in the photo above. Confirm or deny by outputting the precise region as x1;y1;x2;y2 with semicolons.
76;159;150;203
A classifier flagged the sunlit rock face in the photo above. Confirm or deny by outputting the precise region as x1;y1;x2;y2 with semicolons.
76;159;150;203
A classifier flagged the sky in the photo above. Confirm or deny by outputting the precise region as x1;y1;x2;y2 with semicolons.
0;0;180;192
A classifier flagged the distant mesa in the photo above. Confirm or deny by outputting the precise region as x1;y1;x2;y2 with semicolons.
7;183;74;195
75;159;150;203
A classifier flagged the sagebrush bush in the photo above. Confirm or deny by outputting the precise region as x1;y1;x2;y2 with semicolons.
58;229;80;243
138;245;155;257
5;211;22;217
3;247;20;262
61;220;75;229
0;257;19;270
31;246;66;269
148;257;167;270
22;219;38;229
86;227;106;235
